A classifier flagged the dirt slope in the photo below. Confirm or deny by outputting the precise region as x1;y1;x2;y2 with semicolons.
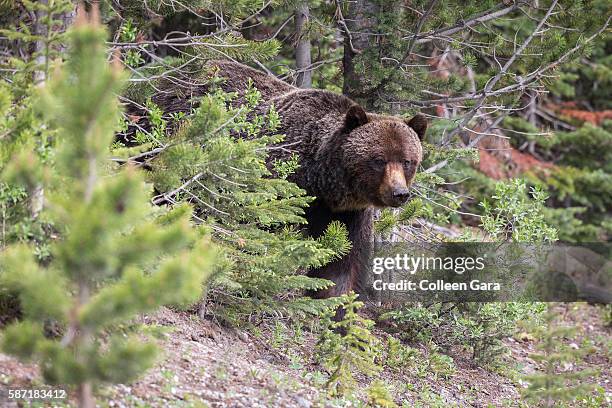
0;304;610;407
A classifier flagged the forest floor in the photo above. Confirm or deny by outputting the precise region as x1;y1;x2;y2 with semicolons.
0;303;610;407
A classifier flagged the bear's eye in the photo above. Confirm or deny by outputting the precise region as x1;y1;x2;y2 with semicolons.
372;159;386;168
403;160;414;168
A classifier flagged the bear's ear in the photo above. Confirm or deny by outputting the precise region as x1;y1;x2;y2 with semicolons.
406;114;428;141
345;105;369;131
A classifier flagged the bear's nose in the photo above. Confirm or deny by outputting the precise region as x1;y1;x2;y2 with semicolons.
392;188;411;202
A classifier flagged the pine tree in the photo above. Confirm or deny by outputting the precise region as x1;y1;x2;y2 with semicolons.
327;0;611;240
0;7;214;407
108;1;353;325
521;306;595;406
0;0;74;87
0;0;74;252
499;20;612;242
316;292;382;396
118;76;351;325
366;379;398;408
294;1;312;88
1;0;75;323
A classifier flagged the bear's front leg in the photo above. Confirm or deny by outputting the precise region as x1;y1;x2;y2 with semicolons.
305;202;373;299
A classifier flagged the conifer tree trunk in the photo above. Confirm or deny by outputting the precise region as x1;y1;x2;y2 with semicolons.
341;0;437;112
341;0;378;104
77;382;94;408
295;2;312;88
33;0;48;85
75;153;97;408
75;277;94;408
31;0;49;218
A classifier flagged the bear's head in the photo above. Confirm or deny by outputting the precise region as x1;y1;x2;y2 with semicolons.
340;105;427;209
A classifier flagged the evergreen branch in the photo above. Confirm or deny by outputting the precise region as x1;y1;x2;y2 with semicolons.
416;0;564;181
108;33;221;47
109;146;167;164
447;0;560;138
182;188;230;216
359;0;439;98
412;188;482;218
152;171;204;205
521;13;612;85
278;56;343;81
151;163;251;206
409;13;611;107
423;112;508;174
412;2;524;44
417;9;610;182
334;0;358;54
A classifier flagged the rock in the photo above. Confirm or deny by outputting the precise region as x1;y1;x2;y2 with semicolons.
237;331;249;343
295;396;311;408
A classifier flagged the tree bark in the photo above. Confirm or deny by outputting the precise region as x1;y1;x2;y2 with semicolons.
75;281;94;408
341;0;379;100
294;2;312;88
77;382;95;408
33;0;48;86
31;0;49;219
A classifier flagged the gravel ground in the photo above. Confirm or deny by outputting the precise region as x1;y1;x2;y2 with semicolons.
0;304;610;407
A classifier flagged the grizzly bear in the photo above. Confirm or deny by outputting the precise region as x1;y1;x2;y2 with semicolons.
153;60;427;299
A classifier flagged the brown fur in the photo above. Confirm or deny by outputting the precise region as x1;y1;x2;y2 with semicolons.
379;162;408;203
207;60;295;102
255;88;424;213
147;60;427;299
